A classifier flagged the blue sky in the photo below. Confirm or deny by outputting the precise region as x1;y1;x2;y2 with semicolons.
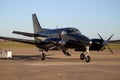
0;0;120;40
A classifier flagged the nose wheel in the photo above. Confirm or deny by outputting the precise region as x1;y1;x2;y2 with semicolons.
80;53;91;62
85;55;91;62
80;53;85;60
80;46;91;63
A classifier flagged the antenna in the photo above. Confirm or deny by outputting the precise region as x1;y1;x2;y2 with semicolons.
56;25;58;29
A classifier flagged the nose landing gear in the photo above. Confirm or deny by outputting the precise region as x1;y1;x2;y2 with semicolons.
80;46;91;63
80;53;91;63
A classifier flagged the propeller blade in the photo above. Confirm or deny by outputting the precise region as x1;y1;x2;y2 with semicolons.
97;33;114;53
106;45;114;54
107;34;114;41
97;33;104;41
58;31;66;46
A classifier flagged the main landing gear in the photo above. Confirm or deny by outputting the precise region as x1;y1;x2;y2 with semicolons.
39;49;45;60
80;46;91;63
62;48;71;56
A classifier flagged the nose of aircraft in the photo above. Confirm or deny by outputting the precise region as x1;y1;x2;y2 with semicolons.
71;34;91;46
67;34;92;46
79;34;91;46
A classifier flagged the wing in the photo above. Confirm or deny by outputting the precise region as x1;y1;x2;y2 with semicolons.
0;36;36;44
110;40;120;43
0;36;65;50
0;36;62;49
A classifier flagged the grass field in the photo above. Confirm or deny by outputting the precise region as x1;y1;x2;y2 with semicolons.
0;41;35;48
0;41;120;49
109;43;120;49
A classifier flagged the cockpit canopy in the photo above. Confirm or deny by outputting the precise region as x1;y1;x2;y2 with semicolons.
65;28;81;34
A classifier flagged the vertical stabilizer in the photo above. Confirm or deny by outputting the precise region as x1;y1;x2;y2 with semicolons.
32;13;42;33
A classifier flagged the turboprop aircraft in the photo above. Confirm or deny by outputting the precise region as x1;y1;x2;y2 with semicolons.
0;13;116;62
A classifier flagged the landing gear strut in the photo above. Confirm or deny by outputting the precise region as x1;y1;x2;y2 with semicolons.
39;49;45;60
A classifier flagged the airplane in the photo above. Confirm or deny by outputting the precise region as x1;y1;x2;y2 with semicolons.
0;13;115;62
0;13;92;62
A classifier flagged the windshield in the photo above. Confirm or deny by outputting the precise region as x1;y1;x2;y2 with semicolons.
66;28;81;34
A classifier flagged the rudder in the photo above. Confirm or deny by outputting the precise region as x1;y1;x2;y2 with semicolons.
32;13;42;33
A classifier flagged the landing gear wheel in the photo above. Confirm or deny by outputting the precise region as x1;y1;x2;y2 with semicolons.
80;53;85;60
41;53;45;60
85;55;91;63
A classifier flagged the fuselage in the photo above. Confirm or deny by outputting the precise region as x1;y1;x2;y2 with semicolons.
35;27;91;51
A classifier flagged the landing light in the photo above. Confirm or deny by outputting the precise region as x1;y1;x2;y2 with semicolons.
90;41;92;45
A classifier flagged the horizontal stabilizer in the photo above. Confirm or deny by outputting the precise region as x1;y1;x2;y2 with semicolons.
0;36;36;44
13;31;38;37
13;31;49;37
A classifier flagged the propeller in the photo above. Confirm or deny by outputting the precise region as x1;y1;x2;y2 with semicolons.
45;31;66;48
58;31;71;56
43;31;66;50
97;33;114;53
58;31;66;46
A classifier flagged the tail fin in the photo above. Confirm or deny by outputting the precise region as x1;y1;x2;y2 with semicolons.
32;13;42;33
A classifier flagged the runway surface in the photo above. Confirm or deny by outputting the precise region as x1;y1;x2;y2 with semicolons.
0;48;120;80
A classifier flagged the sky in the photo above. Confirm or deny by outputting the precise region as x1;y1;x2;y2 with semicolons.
0;0;120;40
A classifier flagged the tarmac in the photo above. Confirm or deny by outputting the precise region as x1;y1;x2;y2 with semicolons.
0;48;120;80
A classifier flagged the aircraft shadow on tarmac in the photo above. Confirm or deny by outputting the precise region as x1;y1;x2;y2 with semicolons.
12;55;41;60
3;54;81;62
11;54;57;60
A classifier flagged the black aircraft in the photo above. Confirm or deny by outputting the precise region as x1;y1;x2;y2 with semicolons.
0;14;92;62
0;13;116;62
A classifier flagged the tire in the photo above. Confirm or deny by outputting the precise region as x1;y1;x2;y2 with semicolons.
85;55;91;63
80;53;85;60
41;53;45;60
